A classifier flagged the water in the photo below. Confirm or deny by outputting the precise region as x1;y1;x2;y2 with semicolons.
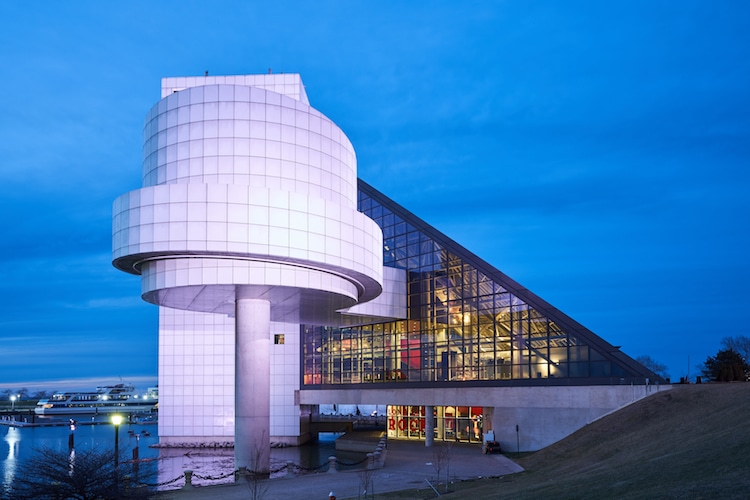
1;418;160;497
1;419;366;496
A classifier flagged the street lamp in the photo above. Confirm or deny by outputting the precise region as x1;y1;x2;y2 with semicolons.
131;432;141;482
111;414;123;467
112;414;123;494
69;419;77;450
10;395;17;411
131;432;141;460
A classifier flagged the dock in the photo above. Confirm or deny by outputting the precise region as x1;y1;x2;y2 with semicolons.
0;414;156;428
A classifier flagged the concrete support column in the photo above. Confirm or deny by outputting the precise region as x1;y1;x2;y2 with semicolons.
424;405;435;447
235;297;271;474
436;406;444;441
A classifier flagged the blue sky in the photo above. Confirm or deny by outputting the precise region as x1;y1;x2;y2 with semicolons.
1;1;748;391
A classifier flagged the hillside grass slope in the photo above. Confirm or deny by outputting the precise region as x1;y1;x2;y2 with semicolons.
379;383;750;499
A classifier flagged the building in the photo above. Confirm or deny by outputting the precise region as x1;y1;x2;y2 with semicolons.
112;73;664;472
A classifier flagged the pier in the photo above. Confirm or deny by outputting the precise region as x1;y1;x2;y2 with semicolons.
0;412;156;428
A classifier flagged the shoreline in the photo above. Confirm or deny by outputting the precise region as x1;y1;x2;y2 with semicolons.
0;414;157;428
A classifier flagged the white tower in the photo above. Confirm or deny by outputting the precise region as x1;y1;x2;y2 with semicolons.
112;73;383;472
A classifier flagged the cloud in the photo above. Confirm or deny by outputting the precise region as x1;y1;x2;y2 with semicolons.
0;0;747;390
66;297;146;310
0;376;158;393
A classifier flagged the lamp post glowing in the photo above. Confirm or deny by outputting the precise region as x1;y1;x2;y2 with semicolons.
112;414;123;494
69;419;76;450
111;414;123;468
10;395;16;411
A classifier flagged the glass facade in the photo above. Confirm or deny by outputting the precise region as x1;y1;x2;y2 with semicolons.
387;406;484;443
303;181;646;388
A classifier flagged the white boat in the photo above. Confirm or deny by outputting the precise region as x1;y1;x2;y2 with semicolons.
34;384;158;415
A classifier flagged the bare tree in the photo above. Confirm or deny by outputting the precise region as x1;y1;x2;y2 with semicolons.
432;441;453;493
443;441;452;493
32;390;52;400
431;443;445;490
8;445;151;499
636;355;669;380
358;464;375;500
242;431;269;500
721;335;750;362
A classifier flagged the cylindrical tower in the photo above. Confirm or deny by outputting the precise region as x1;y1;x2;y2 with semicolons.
112;74;383;472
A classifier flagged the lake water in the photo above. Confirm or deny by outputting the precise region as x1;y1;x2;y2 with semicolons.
1;417;363;496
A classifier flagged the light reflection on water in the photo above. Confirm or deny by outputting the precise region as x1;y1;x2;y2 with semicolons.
1;421;365;495
3;427;20;492
1;418;160;497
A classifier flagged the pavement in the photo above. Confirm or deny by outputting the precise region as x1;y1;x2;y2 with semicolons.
154;440;523;499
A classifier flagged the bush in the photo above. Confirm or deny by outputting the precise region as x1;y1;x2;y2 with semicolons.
7;446;151;500
702;349;749;382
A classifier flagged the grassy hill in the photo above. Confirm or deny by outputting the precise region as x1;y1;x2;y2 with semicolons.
381;383;750;499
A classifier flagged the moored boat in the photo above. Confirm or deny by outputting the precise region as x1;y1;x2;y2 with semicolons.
34;384;158;415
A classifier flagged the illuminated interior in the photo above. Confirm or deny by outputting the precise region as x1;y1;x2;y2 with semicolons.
302;181;643;387
386;406;484;443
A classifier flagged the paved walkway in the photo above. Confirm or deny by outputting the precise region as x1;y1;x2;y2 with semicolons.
155;440;523;499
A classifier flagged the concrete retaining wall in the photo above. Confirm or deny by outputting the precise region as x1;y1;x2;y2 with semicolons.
299;384;671;452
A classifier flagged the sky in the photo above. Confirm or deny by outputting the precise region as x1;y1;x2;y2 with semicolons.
0;1;748;392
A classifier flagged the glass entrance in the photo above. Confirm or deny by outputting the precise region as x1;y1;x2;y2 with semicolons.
387;405;483;443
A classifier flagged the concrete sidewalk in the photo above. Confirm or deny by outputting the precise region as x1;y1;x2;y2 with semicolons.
155;440;523;499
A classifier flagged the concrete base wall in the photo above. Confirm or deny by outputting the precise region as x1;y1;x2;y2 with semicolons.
158;436;234;447
157;433;310;447
272;434;311;446
299;384;671;452
492;406;609;452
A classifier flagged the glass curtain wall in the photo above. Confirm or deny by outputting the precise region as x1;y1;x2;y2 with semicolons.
386;406;484;443
302;186;628;386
